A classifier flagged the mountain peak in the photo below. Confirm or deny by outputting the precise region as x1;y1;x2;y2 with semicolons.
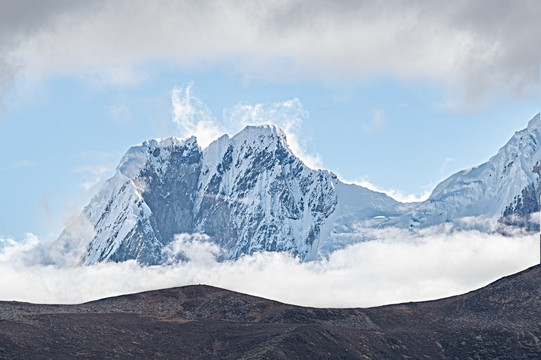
57;116;408;265
231;124;288;147
526;112;541;130
116;136;199;178
236;123;286;136
115;125;289;180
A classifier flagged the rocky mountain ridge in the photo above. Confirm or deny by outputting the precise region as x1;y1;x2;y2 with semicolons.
57;124;401;265
398;112;541;232
57;113;541;265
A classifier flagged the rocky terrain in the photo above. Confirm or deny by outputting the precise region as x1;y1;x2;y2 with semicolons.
56;124;403;265
55;113;541;266
1;264;541;359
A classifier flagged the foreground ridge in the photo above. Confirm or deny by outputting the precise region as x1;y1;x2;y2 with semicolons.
1;265;540;358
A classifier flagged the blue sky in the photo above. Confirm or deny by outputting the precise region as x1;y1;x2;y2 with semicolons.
0;1;539;242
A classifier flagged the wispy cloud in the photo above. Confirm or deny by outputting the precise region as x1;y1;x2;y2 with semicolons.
171;83;224;148
15;159;36;168
440;156;458;178
356;178;432;203
171;83;322;168
74;165;112;192
224;97;322;169
108;102;132;125
0;159;37;171
354;156;459;203
70;151;121;195
362;110;386;134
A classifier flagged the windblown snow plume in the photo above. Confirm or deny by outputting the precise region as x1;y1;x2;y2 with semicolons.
224;98;321;169
171;83;224;148
170;83;321;167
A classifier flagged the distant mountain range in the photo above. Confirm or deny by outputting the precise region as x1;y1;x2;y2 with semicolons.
56;113;541;265
1;264;540;358
403;112;541;233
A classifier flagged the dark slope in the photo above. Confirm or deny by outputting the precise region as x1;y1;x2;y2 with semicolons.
1;266;541;359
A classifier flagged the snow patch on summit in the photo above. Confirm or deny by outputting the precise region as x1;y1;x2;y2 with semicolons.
397;113;541;230
56;113;541;266
58;124;402;265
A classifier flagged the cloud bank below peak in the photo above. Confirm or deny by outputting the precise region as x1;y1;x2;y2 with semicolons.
0;228;537;307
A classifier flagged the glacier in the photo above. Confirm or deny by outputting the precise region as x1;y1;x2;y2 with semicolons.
56;113;541;265
392;113;541;232
57;125;402;265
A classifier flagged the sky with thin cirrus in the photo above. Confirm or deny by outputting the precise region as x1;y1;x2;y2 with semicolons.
0;0;539;244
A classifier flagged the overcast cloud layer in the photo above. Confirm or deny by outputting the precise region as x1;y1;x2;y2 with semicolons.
1;0;539;106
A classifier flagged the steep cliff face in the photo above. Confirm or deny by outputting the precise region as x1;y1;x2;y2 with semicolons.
193;125;340;260
394;113;541;231
58;125;400;265
77;136;201;265
497;160;541;232
58;113;541;265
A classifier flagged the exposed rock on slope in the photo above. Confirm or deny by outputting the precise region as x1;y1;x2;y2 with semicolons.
398;113;541;231
57;125;400;265
57;113;541;265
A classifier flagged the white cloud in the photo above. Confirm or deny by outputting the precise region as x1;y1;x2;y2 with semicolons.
0;234;39;262
161;233;222;266
108;103;132;124
0;228;537;307
15;159;36;168
440;156;458;177
74;165;112;192
171;83;322;168
171;83;224;148
353;155;461;203
362;110;386;134
356;178;431;203
0;1;538;108
224;97;322;168
353;156;459;203
0;159;37;171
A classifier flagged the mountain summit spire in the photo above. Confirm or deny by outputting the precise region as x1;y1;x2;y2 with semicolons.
56;124;399;265
55;113;541;266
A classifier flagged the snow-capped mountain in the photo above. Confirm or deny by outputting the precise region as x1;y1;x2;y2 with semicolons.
57;125;402;265
57;113;541;265
395;113;541;231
